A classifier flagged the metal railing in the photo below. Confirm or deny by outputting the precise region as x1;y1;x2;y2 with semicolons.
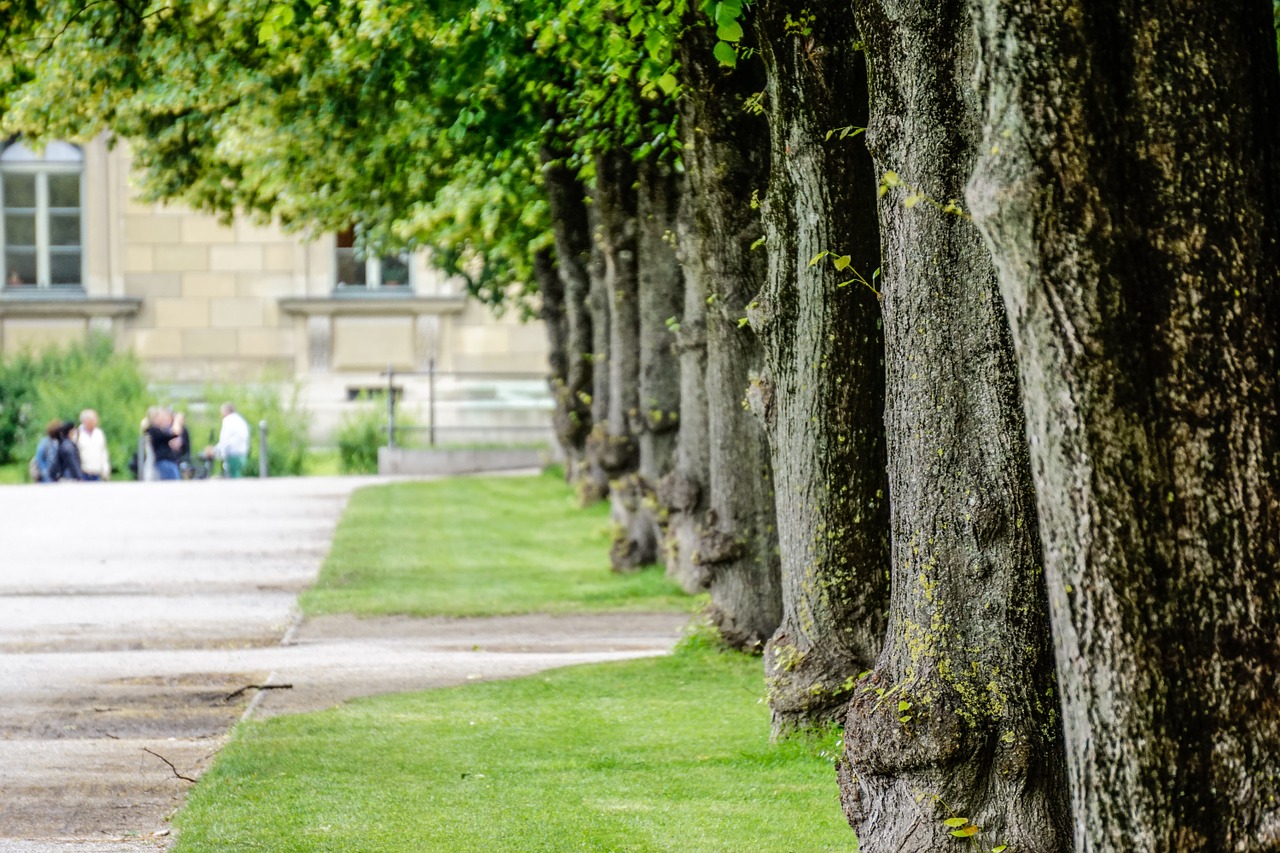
381;359;552;448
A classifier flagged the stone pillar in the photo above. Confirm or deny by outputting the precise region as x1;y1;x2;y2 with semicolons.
306;315;332;373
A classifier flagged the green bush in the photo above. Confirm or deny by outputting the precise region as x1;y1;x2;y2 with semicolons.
0;355;38;464
12;335;151;476
335;401;412;474
336;406;384;474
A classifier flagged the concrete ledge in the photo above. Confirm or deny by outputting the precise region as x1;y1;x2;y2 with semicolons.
279;295;467;317
379;446;553;476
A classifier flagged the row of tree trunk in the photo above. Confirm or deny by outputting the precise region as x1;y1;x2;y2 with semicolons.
538;2;1280;850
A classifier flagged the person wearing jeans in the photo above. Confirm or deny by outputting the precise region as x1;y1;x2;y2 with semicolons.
145;407;183;481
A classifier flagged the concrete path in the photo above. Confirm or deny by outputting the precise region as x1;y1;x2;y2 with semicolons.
0;477;687;851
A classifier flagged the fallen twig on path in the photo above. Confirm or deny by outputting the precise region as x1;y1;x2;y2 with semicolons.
223;683;294;702
142;748;198;784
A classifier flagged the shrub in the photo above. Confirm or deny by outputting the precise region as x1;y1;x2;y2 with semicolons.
335;401;413;474
0;354;38;464
21;335;150;475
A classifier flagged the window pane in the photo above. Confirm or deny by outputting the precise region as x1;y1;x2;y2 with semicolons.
2;173;36;208
336;248;367;286
4;250;36;286
49;250;81;285
4;213;36;246
381;254;411;286
49;213;81;246
48;173;80;207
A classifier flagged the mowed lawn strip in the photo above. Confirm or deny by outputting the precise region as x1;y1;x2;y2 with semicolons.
172;638;856;853
300;471;697;617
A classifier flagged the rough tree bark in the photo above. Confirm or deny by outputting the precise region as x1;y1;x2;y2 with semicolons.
837;2;1070;849
659;188;711;593
541;149;595;491
751;0;891;735
533;246;569;446
609;155;684;572
580;192;615;504
674;10;781;649
590;147;647;572
969;2;1280;849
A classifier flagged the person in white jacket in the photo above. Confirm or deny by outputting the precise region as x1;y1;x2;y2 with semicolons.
213;402;251;478
75;409;110;481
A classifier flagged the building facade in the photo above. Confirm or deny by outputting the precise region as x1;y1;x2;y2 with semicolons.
0;137;552;442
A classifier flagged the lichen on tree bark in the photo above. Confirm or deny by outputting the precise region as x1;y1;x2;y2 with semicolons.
837;1;1070;849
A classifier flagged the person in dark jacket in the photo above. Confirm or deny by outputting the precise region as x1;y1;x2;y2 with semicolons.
49;420;85;482
145;407;184;481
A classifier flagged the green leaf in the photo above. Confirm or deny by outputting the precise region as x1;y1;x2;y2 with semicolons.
903;194;922;209
657;73;679;95
716;0;743;26
951;826;980;838
833;255;851;271
992;847;1009;852
942;818;969;828
716;20;744;42
809;251;829;267
713;40;738;66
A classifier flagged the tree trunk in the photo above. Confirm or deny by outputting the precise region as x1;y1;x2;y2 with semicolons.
969;2;1280;849
751;0;891;735
579;201;613;504
636;157;683;481
533;247;570;462
837;2;1070;849
676;10;781;650
659;188;711;593
609;155;685;572
541;150;595;487
591;147;646;572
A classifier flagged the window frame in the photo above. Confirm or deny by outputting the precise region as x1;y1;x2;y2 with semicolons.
333;227;414;294
1;140;86;292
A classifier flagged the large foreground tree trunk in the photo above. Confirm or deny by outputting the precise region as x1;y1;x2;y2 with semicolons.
610;155;685;572
752;0;891;735
542;150;595;486
676;11;781;649
838;2;1070;849
970;2;1280;849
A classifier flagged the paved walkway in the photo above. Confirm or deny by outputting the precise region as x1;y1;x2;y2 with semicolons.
0;477;686;851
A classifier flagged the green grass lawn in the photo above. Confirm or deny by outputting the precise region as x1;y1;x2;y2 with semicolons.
0;462;25;484
173;636;856;853
172;471;857;851
300;471;697;618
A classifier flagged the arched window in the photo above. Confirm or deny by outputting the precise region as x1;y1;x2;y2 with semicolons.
1;140;84;290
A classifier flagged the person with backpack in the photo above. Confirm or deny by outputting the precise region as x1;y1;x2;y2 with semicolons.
47;420;85;482
30;419;61;483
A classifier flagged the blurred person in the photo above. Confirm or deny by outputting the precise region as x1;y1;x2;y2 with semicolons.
31;419;62;483
48;420;85;482
210;402;251;478
76;409;111;481
170;409;194;477
145;407;184;481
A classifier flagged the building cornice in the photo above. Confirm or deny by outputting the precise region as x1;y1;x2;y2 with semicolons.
0;294;143;318
278;295;468;317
